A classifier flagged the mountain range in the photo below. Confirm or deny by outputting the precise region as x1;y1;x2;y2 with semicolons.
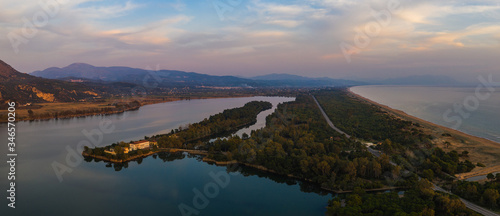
31;63;366;88
32;63;260;87
1;59;462;104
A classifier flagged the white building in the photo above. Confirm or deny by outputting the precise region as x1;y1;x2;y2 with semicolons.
129;140;150;151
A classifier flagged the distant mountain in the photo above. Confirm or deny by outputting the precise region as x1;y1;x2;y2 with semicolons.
251;73;366;87
375;75;461;86
32;64;365;88
32;63;260;87
0;60;107;104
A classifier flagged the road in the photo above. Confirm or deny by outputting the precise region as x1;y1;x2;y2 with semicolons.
311;94;499;216
433;184;499;216
310;94;350;138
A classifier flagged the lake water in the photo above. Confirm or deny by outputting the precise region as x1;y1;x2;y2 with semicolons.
351;86;500;143
0;96;333;216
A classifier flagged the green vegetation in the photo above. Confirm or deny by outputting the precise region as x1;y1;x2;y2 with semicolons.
328;178;479;216
452;176;500;210
200;95;403;191
314;89;430;149
314;89;475;178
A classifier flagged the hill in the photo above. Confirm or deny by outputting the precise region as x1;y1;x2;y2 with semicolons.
0;60;106;104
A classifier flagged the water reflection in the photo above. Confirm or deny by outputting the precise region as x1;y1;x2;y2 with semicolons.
85;151;333;197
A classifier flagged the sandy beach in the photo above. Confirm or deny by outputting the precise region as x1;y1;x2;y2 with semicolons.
348;88;500;180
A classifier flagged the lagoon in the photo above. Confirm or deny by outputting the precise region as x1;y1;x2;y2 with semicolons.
0;96;333;216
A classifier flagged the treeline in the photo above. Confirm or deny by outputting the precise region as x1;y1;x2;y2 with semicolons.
328;178;480;216
203;95;402;191
419;148;475;180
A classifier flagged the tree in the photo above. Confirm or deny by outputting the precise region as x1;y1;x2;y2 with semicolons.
421;207;435;216
460;151;469;157
487;173;495;181
242;133;249;139
482;188;500;207
28;109;34;118
347;194;362;206
317;161;331;176
423;169;434;181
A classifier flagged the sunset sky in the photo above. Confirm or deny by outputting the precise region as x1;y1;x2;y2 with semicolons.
1;0;500;82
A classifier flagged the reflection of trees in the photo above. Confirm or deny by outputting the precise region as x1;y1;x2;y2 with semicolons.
136;157;143;165
157;152;186;162
84;152;190;171
114;163;123;171
237;166;330;196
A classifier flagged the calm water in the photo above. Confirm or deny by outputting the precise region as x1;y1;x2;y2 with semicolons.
0;96;333;216
351;86;500;143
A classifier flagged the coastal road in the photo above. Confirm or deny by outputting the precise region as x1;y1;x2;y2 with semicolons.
311;94;351;138
311;94;499;216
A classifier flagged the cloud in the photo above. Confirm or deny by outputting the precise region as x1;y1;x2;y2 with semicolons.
0;0;499;82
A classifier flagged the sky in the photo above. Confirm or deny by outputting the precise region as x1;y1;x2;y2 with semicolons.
1;0;500;82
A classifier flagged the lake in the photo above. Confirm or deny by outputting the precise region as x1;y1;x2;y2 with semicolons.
0;96;334;216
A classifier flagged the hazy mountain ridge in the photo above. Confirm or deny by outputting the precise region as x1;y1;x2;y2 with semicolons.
32;63;260;87
33;65;366;87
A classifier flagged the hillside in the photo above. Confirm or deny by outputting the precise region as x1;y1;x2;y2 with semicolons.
0;60;105;104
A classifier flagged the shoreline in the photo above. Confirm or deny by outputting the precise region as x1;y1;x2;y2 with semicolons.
348;87;500;180
0;95;260;124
